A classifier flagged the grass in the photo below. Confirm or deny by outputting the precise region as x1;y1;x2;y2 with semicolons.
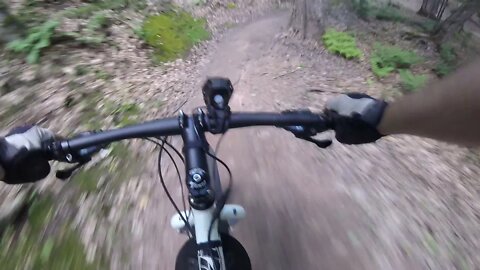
370;44;422;77
226;2;236;9
142;11;209;63
0;194;105;270
322;29;362;60
399;69;428;92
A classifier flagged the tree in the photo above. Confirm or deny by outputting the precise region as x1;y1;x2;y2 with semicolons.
433;0;480;43
418;0;448;20
289;0;353;39
289;0;326;39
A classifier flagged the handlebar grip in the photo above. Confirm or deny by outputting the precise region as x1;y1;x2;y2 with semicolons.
43;131;107;163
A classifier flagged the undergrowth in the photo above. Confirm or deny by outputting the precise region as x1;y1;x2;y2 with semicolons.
63;0;146;18
399;69;427;92
0;194;105;269
351;0;371;20
371;44;422;77
322;29;362;60
351;0;405;22
142;11;209;63
434;44;457;78
374;5;406;23
6;20;58;64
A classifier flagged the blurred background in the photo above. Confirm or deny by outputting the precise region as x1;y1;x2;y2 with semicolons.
0;0;479;269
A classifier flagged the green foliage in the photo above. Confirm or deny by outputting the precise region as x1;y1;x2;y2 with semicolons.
370;44;422;77
374;5;406;22
0;195;104;269
6;20;59;64
142;11;209;62
350;0;374;19
418;19;438;33
439;44;456;64
64;5;101;18
226;2;236;9
133;26;145;39
322;29;362;60
62;13;109;47
399;69;427;92
371;56;396;77
434;44;457;77
351;0;405;22
87;11;110;32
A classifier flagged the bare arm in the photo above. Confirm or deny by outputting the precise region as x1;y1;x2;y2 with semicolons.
378;60;480;146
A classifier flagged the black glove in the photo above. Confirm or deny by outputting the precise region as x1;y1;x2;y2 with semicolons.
325;93;388;144
0;126;55;184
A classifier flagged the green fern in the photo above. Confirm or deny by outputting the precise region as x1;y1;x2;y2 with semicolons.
399;69;427;92
6;20;59;64
370;55;395;77
370;44;422;77
322;29;362;60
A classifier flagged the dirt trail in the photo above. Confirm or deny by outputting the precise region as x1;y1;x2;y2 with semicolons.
127;10;480;270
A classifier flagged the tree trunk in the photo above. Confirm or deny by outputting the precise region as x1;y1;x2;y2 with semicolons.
418;0;448;20
289;0;326;39
433;0;480;43
289;0;354;40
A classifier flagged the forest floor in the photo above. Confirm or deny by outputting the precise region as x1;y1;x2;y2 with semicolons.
0;0;480;269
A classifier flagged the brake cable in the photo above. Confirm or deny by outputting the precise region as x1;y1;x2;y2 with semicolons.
145;137;194;237
205;134;233;248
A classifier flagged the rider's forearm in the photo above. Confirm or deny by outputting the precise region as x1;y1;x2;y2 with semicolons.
378;59;480;146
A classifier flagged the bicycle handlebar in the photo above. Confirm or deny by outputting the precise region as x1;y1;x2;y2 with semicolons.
45;110;331;161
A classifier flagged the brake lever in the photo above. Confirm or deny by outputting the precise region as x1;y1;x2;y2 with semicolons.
300;137;332;148
283;126;332;149
55;161;88;180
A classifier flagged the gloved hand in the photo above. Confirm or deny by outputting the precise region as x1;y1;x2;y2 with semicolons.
0;126;55;184
325;93;388;144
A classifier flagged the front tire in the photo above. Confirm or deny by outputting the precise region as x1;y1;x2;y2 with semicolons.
175;234;251;270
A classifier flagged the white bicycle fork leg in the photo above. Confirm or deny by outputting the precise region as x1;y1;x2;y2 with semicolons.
171;205;246;270
192;207;220;243
193;207;226;270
